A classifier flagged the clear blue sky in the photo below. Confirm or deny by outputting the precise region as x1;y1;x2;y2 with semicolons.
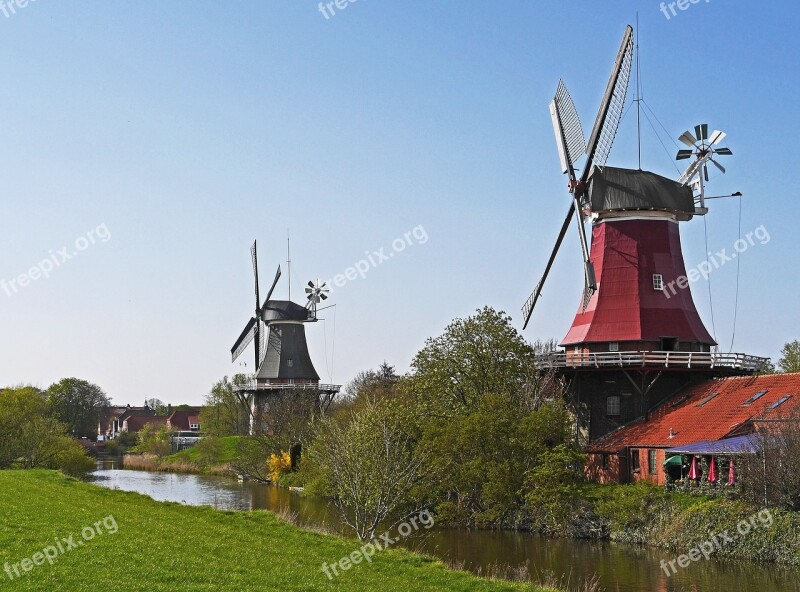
1;1;797;405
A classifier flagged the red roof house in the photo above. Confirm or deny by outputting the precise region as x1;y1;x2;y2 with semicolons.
121;415;168;434
166;407;203;432
586;373;800;485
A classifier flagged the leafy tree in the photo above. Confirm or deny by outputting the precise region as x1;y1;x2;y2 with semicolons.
0;386;94;477
342;362;400;405
145;398;169;415
420;395;579;527
409;307;557;417
778;340;800;373
47;378;110;438
306;399;428;541
200;375;252;437
134;423;174;457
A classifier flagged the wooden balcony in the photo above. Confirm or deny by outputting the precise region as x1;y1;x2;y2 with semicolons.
535;351;769;372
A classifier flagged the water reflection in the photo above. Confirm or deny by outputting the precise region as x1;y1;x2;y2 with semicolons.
91;465;800;592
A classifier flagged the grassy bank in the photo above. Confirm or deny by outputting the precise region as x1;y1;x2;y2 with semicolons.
0;471;558;592
122;436;240;476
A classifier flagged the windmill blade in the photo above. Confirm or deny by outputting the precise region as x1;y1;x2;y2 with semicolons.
709;159;726;174
709;130;727;145
676;149;693;160
262;265;282;308
550;81;586;174
522;203;575;329
580;25;635;181
231;317;257;362
695;124;709;142
679;131;698;147
714;147;733;156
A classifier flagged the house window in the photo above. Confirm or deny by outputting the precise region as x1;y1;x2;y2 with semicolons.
648;450;658;475
742;390;768;406
607;396;621;417
631;449;640;472
653;274;663;290
768;395;792;410
601;454;610;469
696;392;719;407
609;342;619;352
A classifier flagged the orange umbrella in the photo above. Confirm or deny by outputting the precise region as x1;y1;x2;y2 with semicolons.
728;459;736;485
708;456;718;484
688;456;700;480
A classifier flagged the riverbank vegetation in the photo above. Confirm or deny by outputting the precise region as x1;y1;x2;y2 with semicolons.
0;386;95;478
181;307;800;565
0;470;563;592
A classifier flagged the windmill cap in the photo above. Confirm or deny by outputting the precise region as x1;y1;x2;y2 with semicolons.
588;166;695;217
261;300;313;323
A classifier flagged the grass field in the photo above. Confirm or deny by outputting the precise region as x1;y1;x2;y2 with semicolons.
0;471;556;592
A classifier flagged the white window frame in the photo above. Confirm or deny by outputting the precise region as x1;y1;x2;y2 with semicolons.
609;342;619;352
653;274;664;291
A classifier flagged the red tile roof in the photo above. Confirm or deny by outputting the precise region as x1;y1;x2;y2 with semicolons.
123;416;168;433
167;408;203;431
589;373;800;453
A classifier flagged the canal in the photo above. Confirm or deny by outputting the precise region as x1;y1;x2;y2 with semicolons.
92;461;799;591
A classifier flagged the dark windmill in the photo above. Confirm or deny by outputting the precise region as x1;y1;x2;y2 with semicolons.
231;241;340;435
522;25;767;444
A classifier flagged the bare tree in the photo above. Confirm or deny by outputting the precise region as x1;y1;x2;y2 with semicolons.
739;410;800;509
309;400;428;541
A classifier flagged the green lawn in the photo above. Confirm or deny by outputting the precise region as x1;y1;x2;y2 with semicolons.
0;471;555;592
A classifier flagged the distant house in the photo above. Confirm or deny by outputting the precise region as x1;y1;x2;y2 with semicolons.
586;373;800;485
99;405;158;439
121;415;168;434
167;407;203;432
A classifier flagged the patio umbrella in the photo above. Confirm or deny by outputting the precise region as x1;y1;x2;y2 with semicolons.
688;455;700;480
708;456;718;484
728;458;736;485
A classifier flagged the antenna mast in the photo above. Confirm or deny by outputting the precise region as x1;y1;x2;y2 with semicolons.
635;14;642;170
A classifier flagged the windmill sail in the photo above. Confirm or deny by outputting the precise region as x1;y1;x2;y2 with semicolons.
231;317;257;363
581;25;634;180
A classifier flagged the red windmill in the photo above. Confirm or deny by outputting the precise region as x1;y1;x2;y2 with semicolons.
522;25;766;443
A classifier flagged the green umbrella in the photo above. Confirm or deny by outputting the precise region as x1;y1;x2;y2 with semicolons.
663;455;683;467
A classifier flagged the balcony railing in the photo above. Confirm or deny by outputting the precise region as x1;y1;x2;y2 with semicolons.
534;351;769;372
233;380;341;393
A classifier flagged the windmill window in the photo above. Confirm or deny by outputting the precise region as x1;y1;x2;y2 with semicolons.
696;392;719;407
287;359;294;368
653;274;664;290
609;342;619;352
768;395;792;410
607;396;621;417
742;390;768;406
